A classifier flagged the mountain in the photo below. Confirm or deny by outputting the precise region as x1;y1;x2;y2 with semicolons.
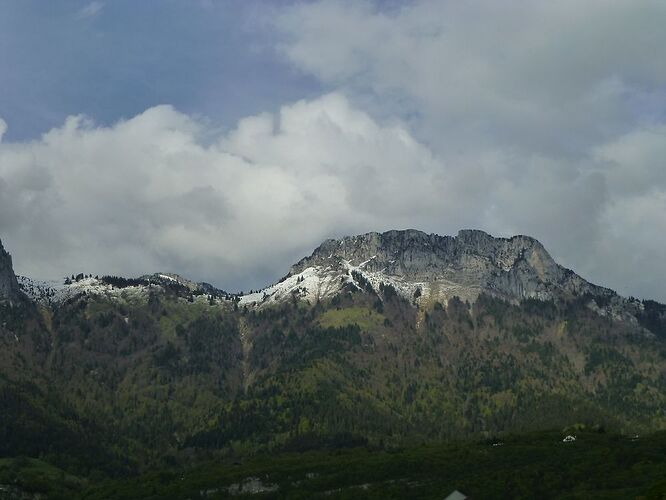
241;229;637;321
0;238;20;302
1;229;665;486
291;229;593;303
9;229;642;322
303;229;612;302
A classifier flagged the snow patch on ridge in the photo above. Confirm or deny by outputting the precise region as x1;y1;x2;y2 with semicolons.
18;276;151;305
237;256;480;308
239;265;348;306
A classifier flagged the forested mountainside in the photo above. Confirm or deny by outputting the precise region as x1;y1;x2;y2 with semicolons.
1;230;666;497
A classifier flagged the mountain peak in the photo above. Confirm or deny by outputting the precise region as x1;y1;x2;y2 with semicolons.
243;229;613;307
0;238;20;302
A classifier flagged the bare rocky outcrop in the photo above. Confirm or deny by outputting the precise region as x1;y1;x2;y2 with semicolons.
290;229;616;304
0;238;20;302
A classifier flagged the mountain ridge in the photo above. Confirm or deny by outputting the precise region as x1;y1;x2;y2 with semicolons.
7;229;658;336
7;229;621;305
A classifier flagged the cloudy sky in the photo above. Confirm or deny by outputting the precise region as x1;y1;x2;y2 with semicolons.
1;0;666;300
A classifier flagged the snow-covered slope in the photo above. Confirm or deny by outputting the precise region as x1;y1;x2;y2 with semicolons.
238;254;434;307
18;276;151;304
17;273;230;306
239;265;342;306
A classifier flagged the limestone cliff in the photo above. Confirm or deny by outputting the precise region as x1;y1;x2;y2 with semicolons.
287;229;615;304
0;238;20;301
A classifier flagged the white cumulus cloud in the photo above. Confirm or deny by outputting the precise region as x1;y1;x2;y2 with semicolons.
0;95;461;291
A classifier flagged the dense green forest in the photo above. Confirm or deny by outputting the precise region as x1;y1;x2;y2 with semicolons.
1;277;666;497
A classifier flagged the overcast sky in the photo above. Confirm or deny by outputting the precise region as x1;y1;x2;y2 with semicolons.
1;0;666;300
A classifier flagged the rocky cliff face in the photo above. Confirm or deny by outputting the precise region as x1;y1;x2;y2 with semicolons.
0;238;20;301
281;229;616;305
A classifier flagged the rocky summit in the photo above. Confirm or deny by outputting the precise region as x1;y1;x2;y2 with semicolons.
243;229;618;309
0;238;20;301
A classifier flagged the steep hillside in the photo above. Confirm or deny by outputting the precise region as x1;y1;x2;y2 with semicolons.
0;229;665;480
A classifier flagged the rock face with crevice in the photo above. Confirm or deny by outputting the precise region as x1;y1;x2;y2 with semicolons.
0;238;20;301
289;229;615;304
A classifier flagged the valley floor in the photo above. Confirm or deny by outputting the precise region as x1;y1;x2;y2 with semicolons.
2;429;666;499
